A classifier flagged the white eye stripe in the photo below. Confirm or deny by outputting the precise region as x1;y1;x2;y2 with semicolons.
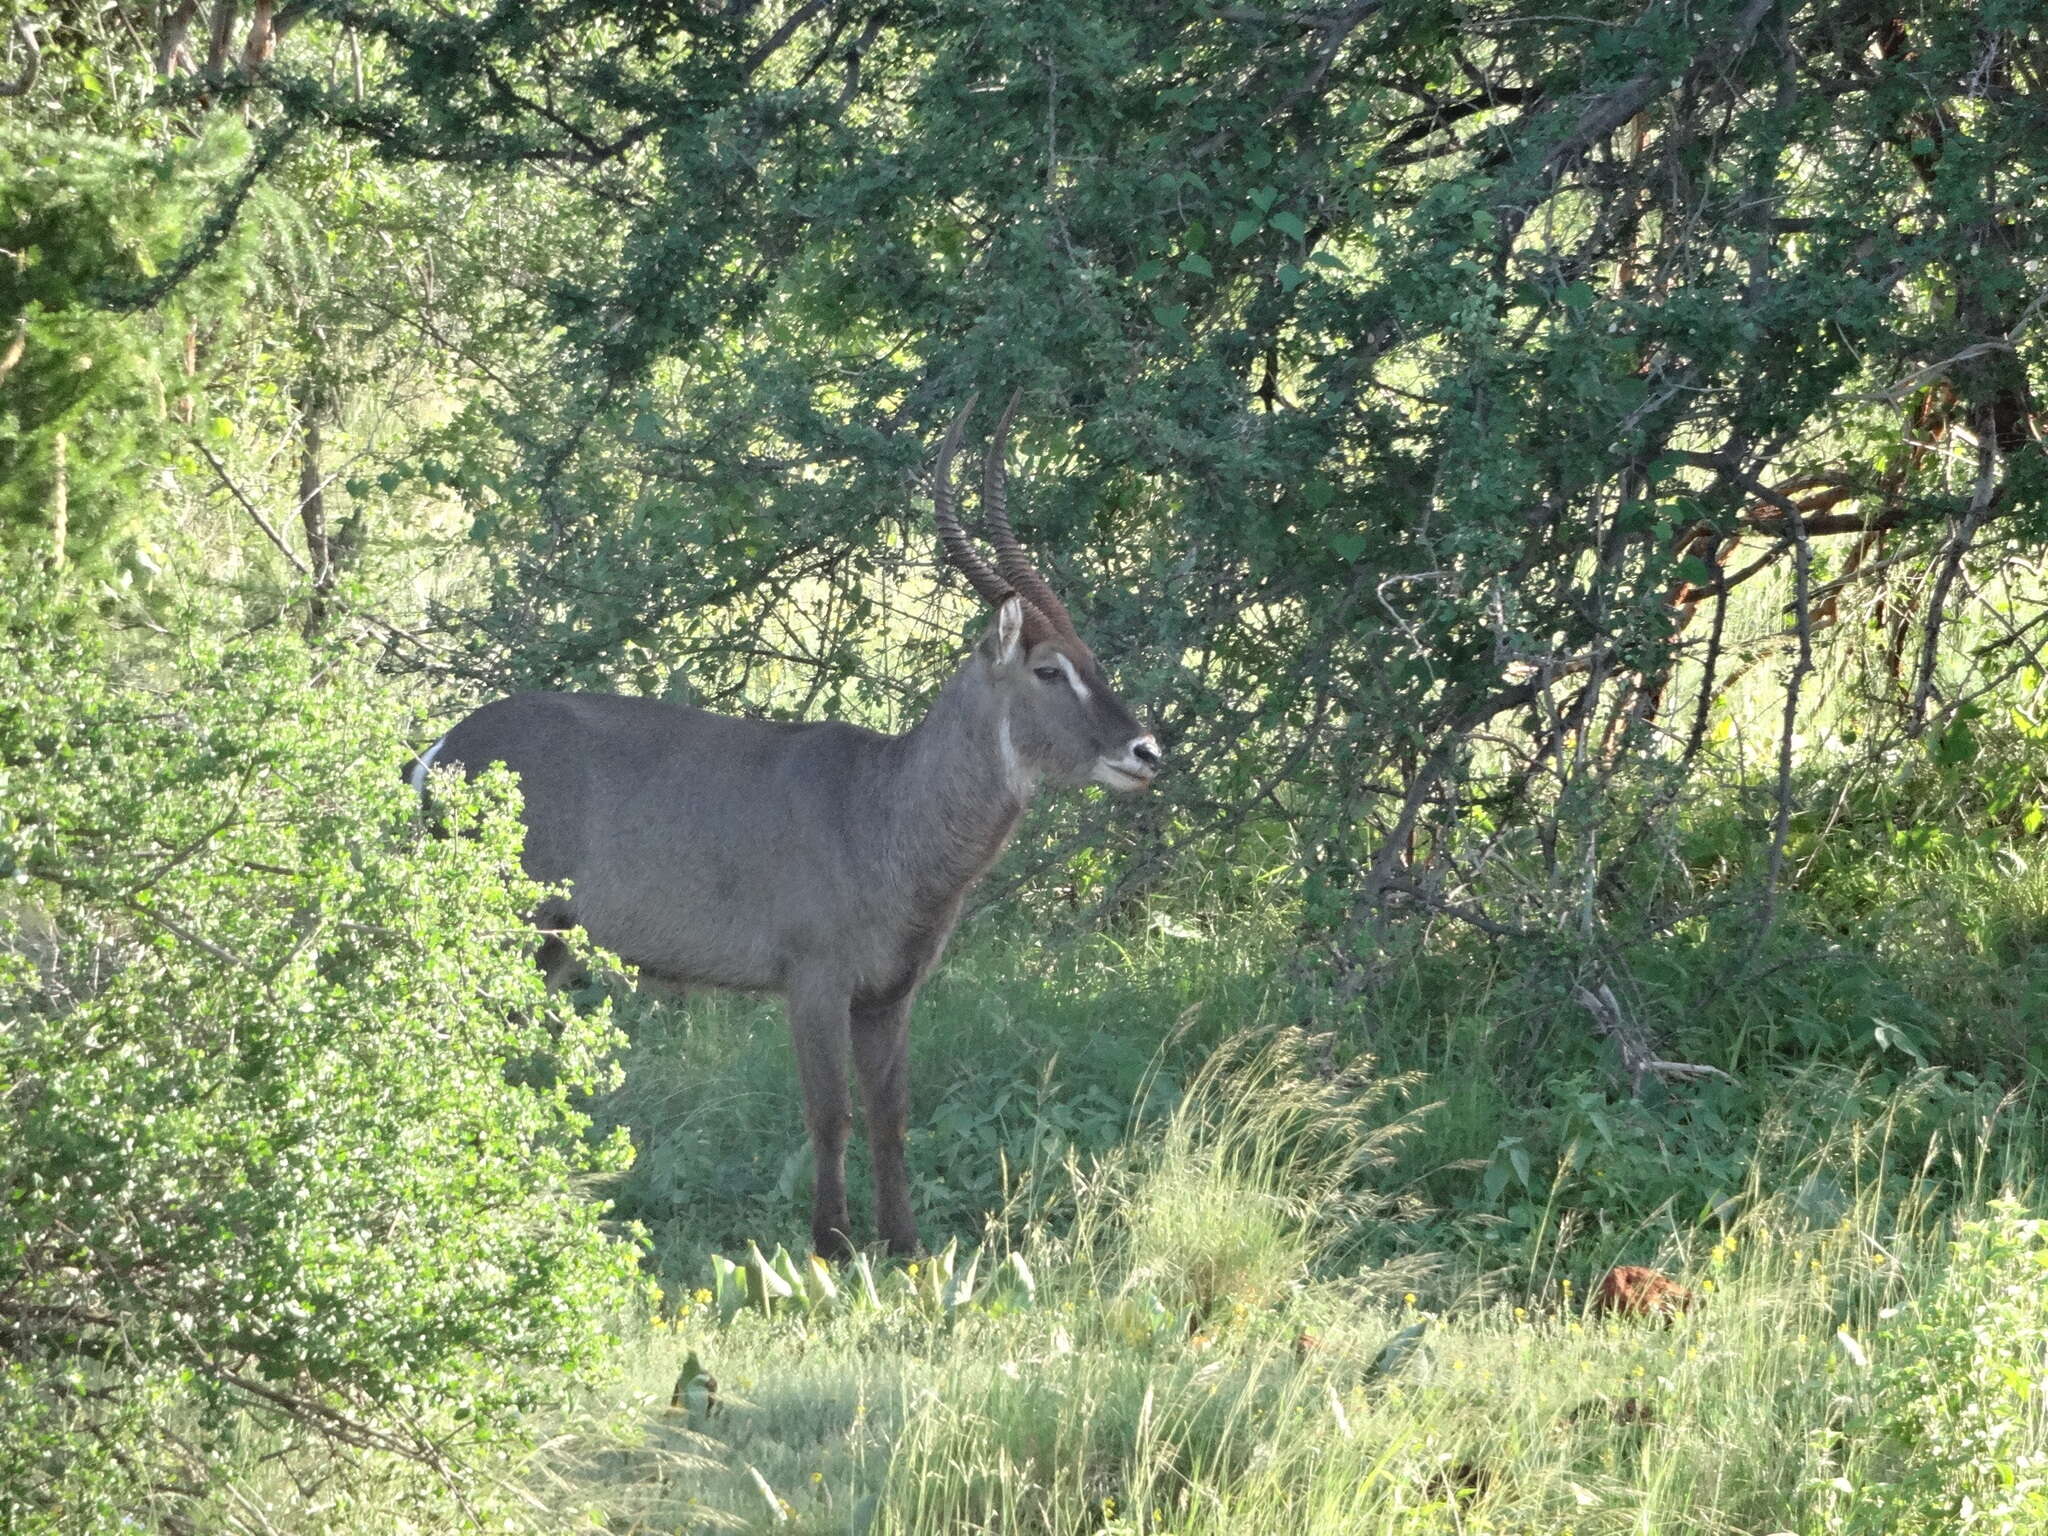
1053;653;1092;704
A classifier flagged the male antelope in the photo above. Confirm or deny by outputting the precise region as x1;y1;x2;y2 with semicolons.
413;395;1161;1257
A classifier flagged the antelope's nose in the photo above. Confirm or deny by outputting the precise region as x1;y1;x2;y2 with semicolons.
1128;735;1163;778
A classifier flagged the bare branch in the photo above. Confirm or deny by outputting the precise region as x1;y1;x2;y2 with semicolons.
0;314;25;385
1837;341;2017;406
193;440;312;575
1908;429;2001;733
1574;984;1735;1097
1756;479;1814;947
741;0;831;78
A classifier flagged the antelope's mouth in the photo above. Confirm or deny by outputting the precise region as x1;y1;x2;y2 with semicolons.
1092;761;1157;792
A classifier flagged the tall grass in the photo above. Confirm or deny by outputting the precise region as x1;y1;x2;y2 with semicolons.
471;1040;2040;1536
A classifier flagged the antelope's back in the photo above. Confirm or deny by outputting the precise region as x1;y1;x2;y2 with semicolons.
425;691;885;989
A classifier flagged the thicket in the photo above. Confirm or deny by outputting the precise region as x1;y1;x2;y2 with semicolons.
0;603;641;1528
6;0;2041;945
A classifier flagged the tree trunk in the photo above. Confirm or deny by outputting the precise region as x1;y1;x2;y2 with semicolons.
296;382;332;632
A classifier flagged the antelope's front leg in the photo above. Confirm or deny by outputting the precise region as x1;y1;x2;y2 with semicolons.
786;976;855;1261
852;994;918;1257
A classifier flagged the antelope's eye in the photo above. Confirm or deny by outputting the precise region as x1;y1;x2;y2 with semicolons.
1033;666;1061;683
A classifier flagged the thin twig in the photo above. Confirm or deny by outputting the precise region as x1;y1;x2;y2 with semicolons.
193;440;311;575
1755;479;1814;950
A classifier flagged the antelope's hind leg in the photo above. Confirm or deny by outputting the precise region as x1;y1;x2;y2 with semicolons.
786;973;856;1261
852;994;919;1258
533;896;583;990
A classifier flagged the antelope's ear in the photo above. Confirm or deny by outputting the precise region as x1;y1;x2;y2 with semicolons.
977;595;1025;668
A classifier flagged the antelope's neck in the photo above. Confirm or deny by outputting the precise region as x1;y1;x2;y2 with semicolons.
883;669;1033;901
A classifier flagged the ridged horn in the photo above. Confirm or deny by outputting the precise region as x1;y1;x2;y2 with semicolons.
931;393;1014;611
980;389;1081;645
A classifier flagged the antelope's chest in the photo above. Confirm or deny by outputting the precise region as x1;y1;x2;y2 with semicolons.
850;911;959;1011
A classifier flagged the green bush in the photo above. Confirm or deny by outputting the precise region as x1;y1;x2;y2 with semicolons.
1821;1199;2048;1534
0;616;641;1529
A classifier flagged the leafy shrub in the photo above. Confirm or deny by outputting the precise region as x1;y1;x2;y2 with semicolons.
1819;1200;2048;1534
0;617;640;1528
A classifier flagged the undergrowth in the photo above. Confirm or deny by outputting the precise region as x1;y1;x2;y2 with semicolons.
591;743;2048;1296
486;1045;2043;1536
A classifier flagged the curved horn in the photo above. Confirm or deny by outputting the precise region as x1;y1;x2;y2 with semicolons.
0;19;40;99
931;393;1014;610
981;389;1081;643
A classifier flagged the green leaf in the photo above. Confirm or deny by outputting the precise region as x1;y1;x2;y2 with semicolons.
710;1253;746;1326
1133;258;1166;281
747;1465;790;1524
1178;252;1214;278
1365;1321;1431;1380
803;1254;839;1309
993;1251;1036;1306
1277;263;1304;291
744;1241;794;1316
770;1245;808;1308
848;1252;883;1308
1931;720;1979;768
1269;210;1308;240
941;1245;982;1311
1229;215;1263;246
1327;531;1367;563
1248;186;1279;212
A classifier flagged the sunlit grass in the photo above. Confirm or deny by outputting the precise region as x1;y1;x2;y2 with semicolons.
493;1049;2045;1536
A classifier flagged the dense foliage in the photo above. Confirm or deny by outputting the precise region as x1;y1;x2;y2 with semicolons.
0;118;263;574
0;610;638;1527
269;0;2048;938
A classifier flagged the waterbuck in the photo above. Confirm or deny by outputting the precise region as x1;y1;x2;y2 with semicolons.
413;395;1161;1257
